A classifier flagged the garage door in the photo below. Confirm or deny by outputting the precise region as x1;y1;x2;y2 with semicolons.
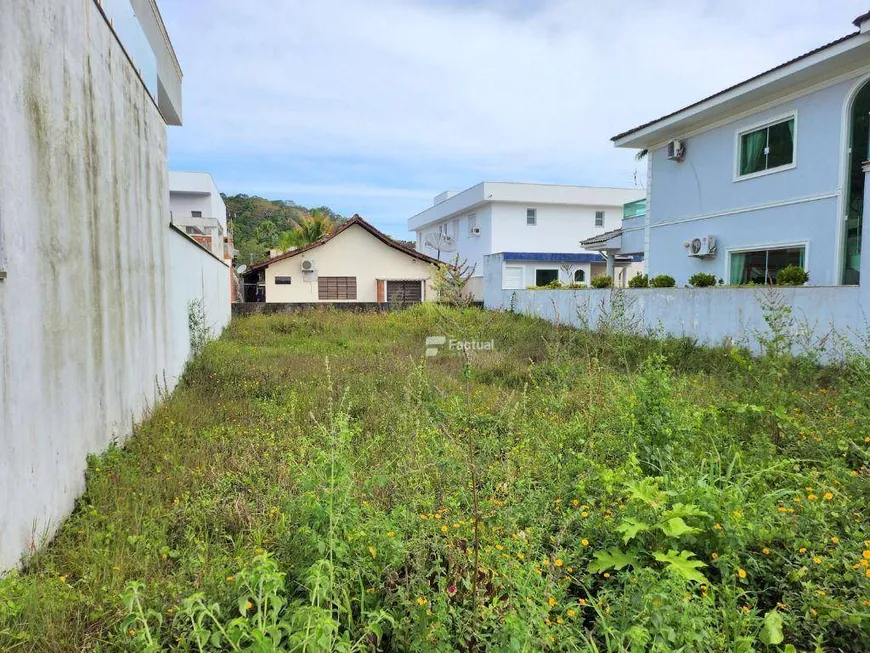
386;280;423;303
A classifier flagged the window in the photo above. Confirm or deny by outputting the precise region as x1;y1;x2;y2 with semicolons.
452;220;460;238
504;266;523;289
738;116;795;177
535;269;558;286
274;276;292;285
595;211;605;227
729;246;805;285
467;213;478;235
574;269;585;283
526;208;537;226
318;276;357;300
191;210;203;217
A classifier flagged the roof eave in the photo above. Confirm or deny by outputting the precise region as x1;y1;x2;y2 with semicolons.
611;31;867;150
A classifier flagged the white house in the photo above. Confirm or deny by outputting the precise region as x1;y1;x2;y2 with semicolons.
169;171;228;260
407;182;645;297
242;215;442;303
609;11;870;287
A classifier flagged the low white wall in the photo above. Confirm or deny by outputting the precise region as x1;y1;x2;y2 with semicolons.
0;0;229;571
168;230;232;383
484;254;867;358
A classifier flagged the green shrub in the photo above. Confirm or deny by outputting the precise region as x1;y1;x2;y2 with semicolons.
628;273;648;288
567;282;587;289
776;265;809;286
649;274;676;288
591;275;613;289
688;273;717;287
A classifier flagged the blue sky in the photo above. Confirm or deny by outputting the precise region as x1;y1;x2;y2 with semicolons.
160;0;865;239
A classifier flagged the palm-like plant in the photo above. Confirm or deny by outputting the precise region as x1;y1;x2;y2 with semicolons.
277;210;334;251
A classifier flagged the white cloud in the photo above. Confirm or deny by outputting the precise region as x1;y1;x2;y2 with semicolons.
162;0;867;229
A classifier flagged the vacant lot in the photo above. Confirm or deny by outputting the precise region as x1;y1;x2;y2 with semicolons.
1;306;868;651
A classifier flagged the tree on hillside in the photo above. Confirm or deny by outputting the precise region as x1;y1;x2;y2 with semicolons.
277;210;335;250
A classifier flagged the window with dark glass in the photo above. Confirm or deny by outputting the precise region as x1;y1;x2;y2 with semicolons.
729;246;805;285
526;209;537;226
274;276;292;285
535;269;558;286
739;117;795;177
595;211;605;227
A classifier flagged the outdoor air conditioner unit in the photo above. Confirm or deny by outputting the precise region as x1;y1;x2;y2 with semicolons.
470;227;481;235
687;236;717;258
667;139;686;161
301;259;316;272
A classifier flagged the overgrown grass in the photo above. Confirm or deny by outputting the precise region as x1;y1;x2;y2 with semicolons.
1;305;868;651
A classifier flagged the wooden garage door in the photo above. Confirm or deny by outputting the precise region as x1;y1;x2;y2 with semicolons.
318;276;357;300
386;280;423;303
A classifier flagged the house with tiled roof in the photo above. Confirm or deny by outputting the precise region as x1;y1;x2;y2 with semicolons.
241;215;442;303
611;11;870;287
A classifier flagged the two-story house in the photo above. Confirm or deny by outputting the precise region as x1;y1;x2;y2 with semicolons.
169;171;230;261
610;11;870;287
407;182;645;297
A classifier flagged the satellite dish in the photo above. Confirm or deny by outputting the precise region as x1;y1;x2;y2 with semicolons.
236;264;248;275
424;232;457;253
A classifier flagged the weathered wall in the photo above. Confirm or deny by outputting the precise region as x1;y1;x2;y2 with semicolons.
168;231;231;384
484;254;865;358
0;1;227;570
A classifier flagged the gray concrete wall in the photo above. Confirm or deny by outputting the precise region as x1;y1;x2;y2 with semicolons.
0;0;227;570
484;254;866;358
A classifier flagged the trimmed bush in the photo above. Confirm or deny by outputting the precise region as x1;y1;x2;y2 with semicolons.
688;273;717;288
649;274;676;288
776;265;809;286
591;275;613;289
628;273;648;288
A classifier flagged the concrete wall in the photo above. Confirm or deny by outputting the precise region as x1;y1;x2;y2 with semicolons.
0;0;228;570
644;73;870;286
484;254;864;357
264;224;437;302
168;231;232;379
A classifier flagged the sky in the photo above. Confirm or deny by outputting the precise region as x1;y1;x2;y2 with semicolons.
160;0;867;239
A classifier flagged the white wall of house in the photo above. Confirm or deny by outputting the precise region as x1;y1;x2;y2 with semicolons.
263;223;437;302
408;183;644;297
169;171;227;259
0;0;229;571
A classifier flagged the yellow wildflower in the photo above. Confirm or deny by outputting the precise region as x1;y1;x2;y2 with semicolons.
823;492;833;501
416;596;427;605
831;537;839;544
567;608;576;617
129;629;136;637
386;531;394;537
581;539;589;547
813;557;822;564
226;575;235;582
863;550;870;560
554;559;564;567
799;547;807;554
762;548;770;555
737;568;747;579
441;525;448;533
548;596;557;607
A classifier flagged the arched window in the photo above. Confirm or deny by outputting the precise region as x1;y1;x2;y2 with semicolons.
574;269;585;283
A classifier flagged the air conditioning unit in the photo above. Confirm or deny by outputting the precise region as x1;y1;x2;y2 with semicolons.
301;259;316;272
470;227;481;235
667;139;686;161
687;236;716;258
